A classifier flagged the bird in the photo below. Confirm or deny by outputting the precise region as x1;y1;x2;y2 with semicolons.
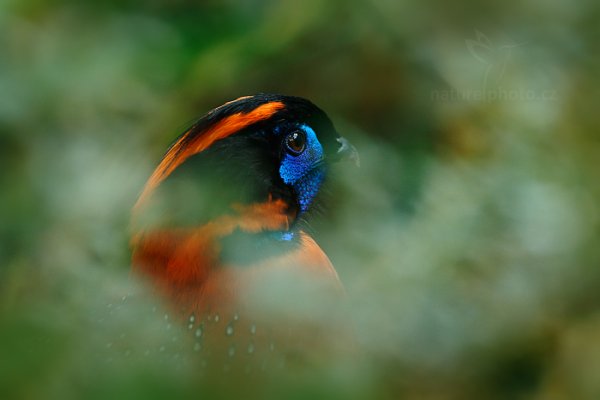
130;94;358;371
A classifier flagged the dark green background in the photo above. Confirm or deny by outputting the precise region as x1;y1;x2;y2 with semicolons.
1;0;599;399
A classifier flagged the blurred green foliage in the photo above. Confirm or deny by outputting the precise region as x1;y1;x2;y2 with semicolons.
1;0;599;399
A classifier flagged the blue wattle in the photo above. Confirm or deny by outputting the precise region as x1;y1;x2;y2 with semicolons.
293;169;325;214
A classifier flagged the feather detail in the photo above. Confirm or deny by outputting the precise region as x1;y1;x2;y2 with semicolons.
134;101;285;210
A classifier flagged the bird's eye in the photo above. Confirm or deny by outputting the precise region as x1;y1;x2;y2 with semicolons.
284;130;306;155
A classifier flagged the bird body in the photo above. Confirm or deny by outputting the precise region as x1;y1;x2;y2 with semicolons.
130;94;355;367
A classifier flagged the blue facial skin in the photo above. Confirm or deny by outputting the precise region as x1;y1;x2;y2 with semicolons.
277;124;326;241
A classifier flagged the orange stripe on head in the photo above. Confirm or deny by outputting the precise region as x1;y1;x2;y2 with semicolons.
134;100;285;210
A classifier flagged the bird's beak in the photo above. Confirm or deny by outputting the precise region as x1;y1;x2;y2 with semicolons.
336;137;360;167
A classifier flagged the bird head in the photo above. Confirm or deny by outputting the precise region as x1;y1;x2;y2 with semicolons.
132;94;356;243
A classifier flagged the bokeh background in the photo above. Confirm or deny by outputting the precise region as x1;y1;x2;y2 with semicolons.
1;0;599;399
